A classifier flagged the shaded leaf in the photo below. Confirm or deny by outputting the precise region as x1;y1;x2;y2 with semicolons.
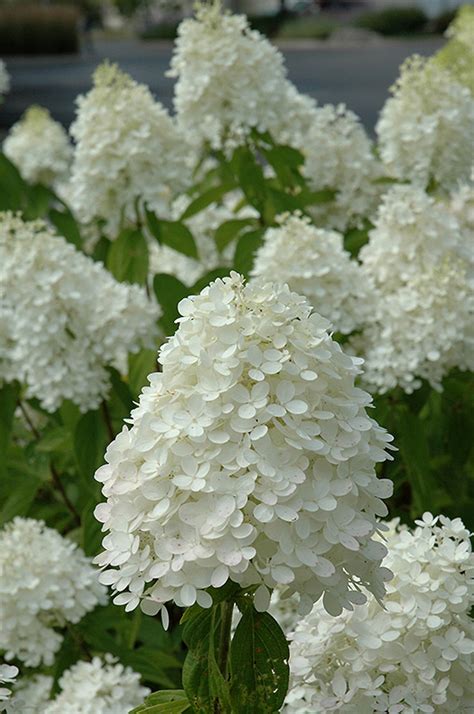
233;229;264;277
107;228;149;285
153;273;189;336
146;212;198;259
214;218;258;253
49;207;82;248
230;608;289;714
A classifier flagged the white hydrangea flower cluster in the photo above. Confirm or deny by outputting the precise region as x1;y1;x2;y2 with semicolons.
376;55;474;192
0;212;159;412
149;193;257;286
3;106;72;187
435;5;474;93
0;518;106;667
354;186;474;393
0;665;18;703
0;60;9;101
168;1;302;151
5;675;52;714
448;176;474;268
68;62;192;236
251;213;373;334
94;273;394;625
283;513;474;713
7;657;148;714
290;104;380;231
44;656;148;714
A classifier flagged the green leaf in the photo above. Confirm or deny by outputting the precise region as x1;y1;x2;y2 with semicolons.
130;690;190;714
306;188;337;204
25;184;55;219
191;268;230;294
233;229;264;277
0;382;19;479
127;349;157;399
36;426;71;454
395;408;434;515
214;218;258;253
153;273;189;336
73;410;106;489
106;228;149;285
81;500;103;557
0;470;41;525
344;221;372;258
262;145;305;187
234;148;267;215
146;212;198;259
0;153;27;210
230;608;289;714
49;207;82;248
180;184;234;220
107;366;134;416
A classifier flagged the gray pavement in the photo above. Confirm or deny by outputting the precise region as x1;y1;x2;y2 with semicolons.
1;36;444;135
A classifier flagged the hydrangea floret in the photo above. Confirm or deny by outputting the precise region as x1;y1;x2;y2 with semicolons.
0;518;106;667
3;106;72;187
0;665;18;703
283;514;474;713
251;212;373;334
94;273;394;626
0;212;159;412
68;62;192;235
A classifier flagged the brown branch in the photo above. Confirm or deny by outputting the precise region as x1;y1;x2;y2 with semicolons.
19;400;81;527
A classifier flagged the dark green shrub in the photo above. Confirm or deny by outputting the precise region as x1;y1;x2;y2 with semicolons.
430;9;457;34
248;13;289;37
277;16;336;40
0;5;80;54
354;6;427;36
140;22;178;40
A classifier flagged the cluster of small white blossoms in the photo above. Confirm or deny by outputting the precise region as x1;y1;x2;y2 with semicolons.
94;273;394;625
435;5;474;93
68;62;192;236
5;675;52;713
0;60;9;101
149;193;257;286
0;518;106;667
448;173;474;268
6;656;148;714
169;1;306;151
251;213;373;335
282;513;474;713
0;665;18;703
288;104;380;232
353;185;474;394
0;212;159;412
376;54;474;192
3;106;72;187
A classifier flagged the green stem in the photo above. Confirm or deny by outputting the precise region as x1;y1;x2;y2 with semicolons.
217;600;234;681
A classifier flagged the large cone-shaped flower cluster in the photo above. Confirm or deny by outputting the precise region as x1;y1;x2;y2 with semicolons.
95;274;394;623
283;514;474;713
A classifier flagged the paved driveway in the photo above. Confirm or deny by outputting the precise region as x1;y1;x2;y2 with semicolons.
1;37;443;134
